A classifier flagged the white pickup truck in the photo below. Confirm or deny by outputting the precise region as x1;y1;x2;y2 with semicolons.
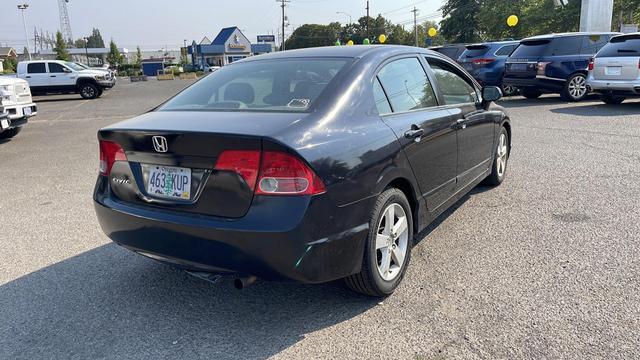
0;76;37;139
17;60;115;99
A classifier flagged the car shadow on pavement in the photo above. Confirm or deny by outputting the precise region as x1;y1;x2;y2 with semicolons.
0;244;377;359
414;186;489;245
498;94;601;109
550;100;640;117
32;97;86;103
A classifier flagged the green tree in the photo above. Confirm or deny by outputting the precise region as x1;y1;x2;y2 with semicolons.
54;31;69;61
74;38;87;48
135;46;142;67
613;0;640;30
440;0;482;43
3;57;17;73
106;39;121;66
86;28;105;48
285;23;342;49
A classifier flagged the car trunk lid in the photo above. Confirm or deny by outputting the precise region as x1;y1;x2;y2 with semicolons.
99;110;307;218
592;35;640;81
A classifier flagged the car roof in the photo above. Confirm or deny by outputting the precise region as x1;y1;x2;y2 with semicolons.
465;40;520;47
240;45;439;62
523;32;620;41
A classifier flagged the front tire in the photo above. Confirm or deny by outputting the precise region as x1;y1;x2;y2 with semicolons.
483;127;510;186
600;93;625;105
0;127;22;140
561;73;588;102
345;188;413;297
79;83;99;99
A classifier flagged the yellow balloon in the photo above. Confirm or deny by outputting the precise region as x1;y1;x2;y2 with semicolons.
378;34;387;44
428;27;437;37
347;40;354;46
507;15;519;27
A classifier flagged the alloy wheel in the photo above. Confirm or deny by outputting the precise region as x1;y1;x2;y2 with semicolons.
375;203;409;281
568;75;587;100
82;86;96;98
496;133;508;177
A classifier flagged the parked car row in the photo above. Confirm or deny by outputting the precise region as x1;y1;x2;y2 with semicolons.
433;32;640;104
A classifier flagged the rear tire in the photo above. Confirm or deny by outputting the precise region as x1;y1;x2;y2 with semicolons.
560;73;588;102
501;82;518;97
483;127;510;186
521;88;542;99
79;83;99;99
344;188;413;297
0;127;22;140
600;93;625;105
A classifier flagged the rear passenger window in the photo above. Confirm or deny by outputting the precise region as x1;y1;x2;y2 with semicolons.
427;59;478;105
373;78;392;115
377;58;437;113
27;63;46;74
495;45;516;56
581;35;610;55
545;36;582;56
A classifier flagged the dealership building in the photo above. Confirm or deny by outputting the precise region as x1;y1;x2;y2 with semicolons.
189;27;274;67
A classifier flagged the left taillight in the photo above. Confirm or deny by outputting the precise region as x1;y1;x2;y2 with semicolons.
472;58;496;65
99;140;127;176
588;58;594;71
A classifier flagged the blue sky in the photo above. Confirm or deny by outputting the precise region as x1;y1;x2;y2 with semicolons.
0;0;444;51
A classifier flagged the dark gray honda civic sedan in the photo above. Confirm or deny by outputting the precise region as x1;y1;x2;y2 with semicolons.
94;45;511;296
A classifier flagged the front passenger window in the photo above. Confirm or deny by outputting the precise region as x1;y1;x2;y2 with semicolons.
48;63;67;73
377;57;437;113
427;59;478;105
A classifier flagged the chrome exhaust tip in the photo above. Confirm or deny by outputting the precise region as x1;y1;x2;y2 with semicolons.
233;275;258;290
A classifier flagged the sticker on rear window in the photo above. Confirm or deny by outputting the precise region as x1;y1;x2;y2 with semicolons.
287;99;310;109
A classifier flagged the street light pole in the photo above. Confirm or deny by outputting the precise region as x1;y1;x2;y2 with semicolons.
84;37;89;66
17;4;32;60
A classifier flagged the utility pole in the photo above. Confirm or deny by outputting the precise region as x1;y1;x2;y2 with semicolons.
277;0;290;51
366;1;370;39
412;6;418;47
17;4;32;60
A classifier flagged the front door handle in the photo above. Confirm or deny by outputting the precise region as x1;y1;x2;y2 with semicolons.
456;118;467;129
404;126;424;141
50;75;56;77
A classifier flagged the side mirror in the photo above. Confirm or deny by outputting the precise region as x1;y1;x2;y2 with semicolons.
63;68;72;73
482;86;502;102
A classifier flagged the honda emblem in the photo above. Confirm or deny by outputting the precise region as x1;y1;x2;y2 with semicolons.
152;136;168;153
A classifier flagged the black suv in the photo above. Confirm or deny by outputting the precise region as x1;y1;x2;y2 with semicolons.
504;32;619;101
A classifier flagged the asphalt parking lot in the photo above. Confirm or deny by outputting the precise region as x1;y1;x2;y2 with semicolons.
1;80;639;359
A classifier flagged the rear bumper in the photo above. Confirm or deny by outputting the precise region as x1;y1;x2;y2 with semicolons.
503;75;565;92
587;78;640;95
94;176;370;283
5;102;37;120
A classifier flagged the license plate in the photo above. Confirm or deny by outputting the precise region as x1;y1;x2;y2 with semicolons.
510;63;528;71
0;119;8;130
605;66;622;76
23;107;32;116
145;165;191;200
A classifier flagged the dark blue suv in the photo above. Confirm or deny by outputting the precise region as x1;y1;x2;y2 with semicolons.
458;41;520;96
504;32;618;101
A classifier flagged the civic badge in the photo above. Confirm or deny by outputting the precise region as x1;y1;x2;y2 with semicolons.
152;136;168;153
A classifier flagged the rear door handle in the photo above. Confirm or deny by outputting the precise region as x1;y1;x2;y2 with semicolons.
25;76;31;78
50;75;56;77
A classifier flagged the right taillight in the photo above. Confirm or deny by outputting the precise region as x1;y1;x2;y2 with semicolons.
588;58;594;71
99;140;126;175
214;150;325;196
536;62;550;76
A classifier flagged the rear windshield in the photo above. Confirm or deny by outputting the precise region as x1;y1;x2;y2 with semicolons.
598;36;640;57
159;58;350;112
461;45;490;58
510;40;551;57
511;36;583;57
436;47;464;59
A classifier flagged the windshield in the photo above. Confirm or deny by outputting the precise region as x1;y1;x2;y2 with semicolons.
65;62;85;71
74;62;89;69
159;58;350;112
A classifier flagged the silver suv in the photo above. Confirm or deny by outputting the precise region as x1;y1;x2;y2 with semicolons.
587;33;640;104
